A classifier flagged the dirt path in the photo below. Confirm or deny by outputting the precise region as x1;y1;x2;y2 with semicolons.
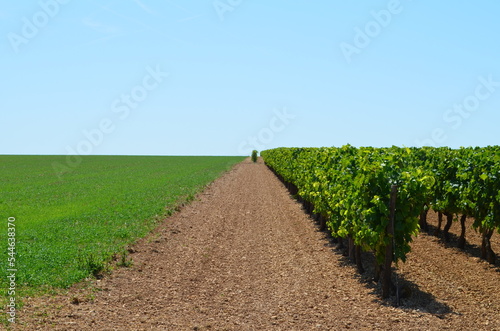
14;159;500;330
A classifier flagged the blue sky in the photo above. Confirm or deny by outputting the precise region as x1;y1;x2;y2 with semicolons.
1;0;500;156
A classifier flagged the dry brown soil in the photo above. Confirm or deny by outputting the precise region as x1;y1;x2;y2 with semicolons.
11;158;500;330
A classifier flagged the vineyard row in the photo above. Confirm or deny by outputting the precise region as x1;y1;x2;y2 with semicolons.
261;146;500;297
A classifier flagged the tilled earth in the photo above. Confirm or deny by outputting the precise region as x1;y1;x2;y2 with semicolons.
13;159;500;330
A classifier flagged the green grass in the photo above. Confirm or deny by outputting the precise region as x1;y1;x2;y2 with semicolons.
0;155;243;299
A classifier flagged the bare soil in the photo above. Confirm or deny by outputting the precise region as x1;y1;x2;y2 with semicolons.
11;158;500;330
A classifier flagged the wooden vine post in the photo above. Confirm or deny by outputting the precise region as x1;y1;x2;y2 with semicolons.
382;184;398;299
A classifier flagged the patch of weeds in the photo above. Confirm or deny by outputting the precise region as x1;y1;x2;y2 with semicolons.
0;318;9;329
116;251;133;268
147;232;162;243
185;193;196;203
85;292;96;302
77;253;109;279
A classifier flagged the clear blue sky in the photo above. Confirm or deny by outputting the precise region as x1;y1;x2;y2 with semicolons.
2;0;499;156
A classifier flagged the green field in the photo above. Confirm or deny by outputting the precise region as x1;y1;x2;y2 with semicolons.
0;155;244;298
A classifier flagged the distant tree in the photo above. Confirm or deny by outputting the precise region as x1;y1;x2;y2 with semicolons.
251;150;258;163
